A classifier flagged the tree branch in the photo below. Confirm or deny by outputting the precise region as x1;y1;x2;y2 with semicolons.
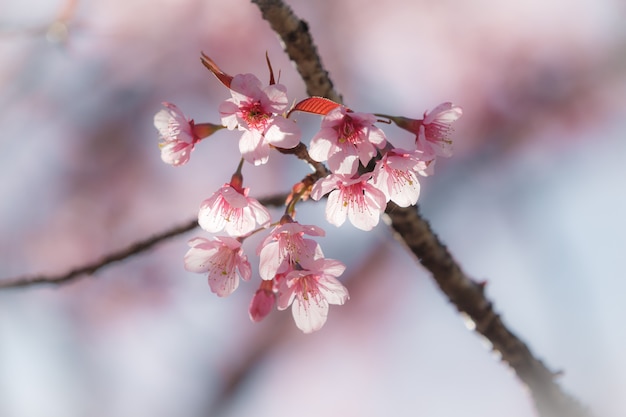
252;0;592;416
0;193;288;289
251;0;341;103
386;203;591;417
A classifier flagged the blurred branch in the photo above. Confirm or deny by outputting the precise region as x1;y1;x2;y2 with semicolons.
252;1;592;416
0;193;287;289
251;0;342;103
386;203;591;417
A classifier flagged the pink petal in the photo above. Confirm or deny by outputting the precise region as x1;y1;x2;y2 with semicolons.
198;197;227;233
224;209;257;237
219;100;240;130
264;116;301;148
365;124;387;146
220;186;251;209
292;296;329;333
229;73;263;103
184;246;217;273
327;147;359;175
308;130;335;163
208;269;239;297
424;102;462;124
261;84;289;113
259;242;282;280
247;199;271;228
160;141;193;166
239;129;270;166
317;276;349;305
310;175;339;200
347;187;386;231
237;257;252;281
276;283;296;310
325;189;348;227
316;258;346;277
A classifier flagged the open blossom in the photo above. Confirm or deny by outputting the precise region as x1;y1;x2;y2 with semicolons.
198;182;271;237
258;219;325;280
416;102;462;157
184;236;251;297
219;73;301;165
276;258;349;333
154;102;221;166
309;106;387;175
372;148;430;207
310;172;387;231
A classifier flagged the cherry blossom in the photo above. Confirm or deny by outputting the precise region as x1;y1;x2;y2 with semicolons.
184;236;251;297
310;173;387;231
249;279;276;322
379;103;462;158
276;258;349;333
219;73;301;165
198;181;271;237
372;148;431;207
257;219;325;280
416;102;462;157
154;102;221;166
309;106;387;175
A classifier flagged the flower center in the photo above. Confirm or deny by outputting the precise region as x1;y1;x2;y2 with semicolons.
336;116;361;145
242;101;270;129
342;183;368;211
211;247;235;276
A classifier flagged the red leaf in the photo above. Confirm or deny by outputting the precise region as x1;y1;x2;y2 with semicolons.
288;97;341;117
200;52;233;88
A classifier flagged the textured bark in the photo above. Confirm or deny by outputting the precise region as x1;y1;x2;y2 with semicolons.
386;203;591;417
251;0;342;103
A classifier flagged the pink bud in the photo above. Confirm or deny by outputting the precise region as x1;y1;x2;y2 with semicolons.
249;280;276;322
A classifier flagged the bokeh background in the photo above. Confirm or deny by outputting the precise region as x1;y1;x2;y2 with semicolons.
1;0;625;416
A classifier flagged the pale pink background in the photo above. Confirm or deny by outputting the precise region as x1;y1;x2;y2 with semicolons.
1;0;625;416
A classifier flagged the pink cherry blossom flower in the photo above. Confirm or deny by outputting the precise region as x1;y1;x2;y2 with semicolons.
372;148;431;207
309;106;387;175
219;73;301;165
154;102;222;166
416;102;462;158
276;258;349;333
257;220;325;280
310;172;387;231
198;182;271;237
249;279;276;322
184;236;251;297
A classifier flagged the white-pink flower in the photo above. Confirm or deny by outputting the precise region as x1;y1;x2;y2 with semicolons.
154;102;222;166
257;220;325;280
416;102;462;158
198;183;271;237
154;102;199;166
219;73;301;165
372;149;430;207
309;106;387;175
276;258;349;333
310;173;387;231
184;236;251;297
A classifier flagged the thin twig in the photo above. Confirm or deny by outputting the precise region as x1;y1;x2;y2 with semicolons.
252;1;592;416
0;193;288;289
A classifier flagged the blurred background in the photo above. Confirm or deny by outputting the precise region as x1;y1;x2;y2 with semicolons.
1;0;625;416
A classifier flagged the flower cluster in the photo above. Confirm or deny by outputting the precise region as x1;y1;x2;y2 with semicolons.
154;54;462;333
